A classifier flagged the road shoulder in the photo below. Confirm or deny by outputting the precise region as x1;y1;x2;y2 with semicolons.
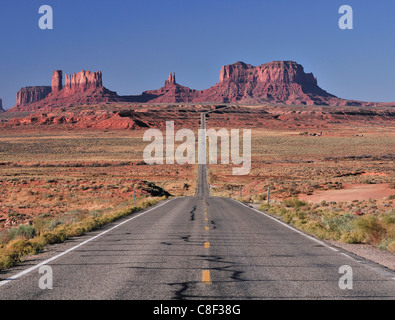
327;240;395;271
248;202;395;272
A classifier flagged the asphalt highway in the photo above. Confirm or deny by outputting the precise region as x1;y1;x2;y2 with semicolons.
0;112;394;300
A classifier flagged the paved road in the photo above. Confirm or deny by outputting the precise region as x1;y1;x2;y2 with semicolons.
0;113;394;299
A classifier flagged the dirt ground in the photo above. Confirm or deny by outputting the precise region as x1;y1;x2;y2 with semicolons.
1;104;394;230
299;183;395;203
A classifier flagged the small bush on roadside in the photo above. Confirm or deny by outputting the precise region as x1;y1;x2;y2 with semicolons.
6;224;36;241
387;240;395;252
0;197;164;270
340;230;365;244
283;197;307;209
353;215;386;245
257;197;394;251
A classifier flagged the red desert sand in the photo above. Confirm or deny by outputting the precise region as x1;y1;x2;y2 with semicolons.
299;183;395;203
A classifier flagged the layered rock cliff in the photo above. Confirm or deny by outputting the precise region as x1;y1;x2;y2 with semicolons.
64;70;103;92
136;61;368;106
193;61;337;105
15;86;52;108
51;70;63;93
10;70;120;112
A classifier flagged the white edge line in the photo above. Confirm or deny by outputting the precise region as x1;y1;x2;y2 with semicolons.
340;252;359;262
0;198;175;288
233;199;339;252
233;201;395;279
236;201;395;279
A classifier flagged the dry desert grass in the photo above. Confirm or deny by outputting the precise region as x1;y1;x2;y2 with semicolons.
0;131;197;230
0;129;198;269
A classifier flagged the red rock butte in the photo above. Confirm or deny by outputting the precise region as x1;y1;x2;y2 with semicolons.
64;70;103;92
16;86;52;107
165;73;176;86
8;61;388;112
51;70;63;93
10;69;121;112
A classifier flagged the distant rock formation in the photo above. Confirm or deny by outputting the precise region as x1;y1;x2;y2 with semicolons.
16;86;52;107
194;61;337;105
138;61;377;106
7;61;385;112
4;104;394;131
9;70;120;112
142;72;200;103
139;62;357;106
0;98;4;112
64;70;103;92
41;70;121;108
165;73;176;86
51;70;63;93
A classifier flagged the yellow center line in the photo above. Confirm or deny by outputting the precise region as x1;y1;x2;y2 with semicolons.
202;270;211;284
204;242;210;249
205;218;208;221
205;226;209;231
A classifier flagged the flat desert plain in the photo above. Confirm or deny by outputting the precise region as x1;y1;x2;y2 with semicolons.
0;104;394;252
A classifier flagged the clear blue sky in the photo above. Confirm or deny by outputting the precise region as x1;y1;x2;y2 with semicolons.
1;0;394;109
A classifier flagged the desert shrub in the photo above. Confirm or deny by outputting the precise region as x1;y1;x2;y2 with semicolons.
267;206;288;217
0;239;40;267
259;204;270;211
381;212;395;225
283;197;307;209
362;179;376;184
301;219;336;240
42;228;68;245
387;241;395;252
322;213;355;234
377;238;393;251
28;236;47;252
48;219;63;230
340;230;365;244
8;239;34;255
281;211;294;224
8;212;20;218
353;215;386;245
377;213;395;250
7;224;36;241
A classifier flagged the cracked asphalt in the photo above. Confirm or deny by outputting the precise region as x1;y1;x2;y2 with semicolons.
0;112;394;300
0;193;395;299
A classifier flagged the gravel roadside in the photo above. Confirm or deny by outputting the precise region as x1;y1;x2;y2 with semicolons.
327;240;395;271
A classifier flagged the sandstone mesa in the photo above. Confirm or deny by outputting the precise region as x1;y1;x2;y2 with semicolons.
8;60;388;113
